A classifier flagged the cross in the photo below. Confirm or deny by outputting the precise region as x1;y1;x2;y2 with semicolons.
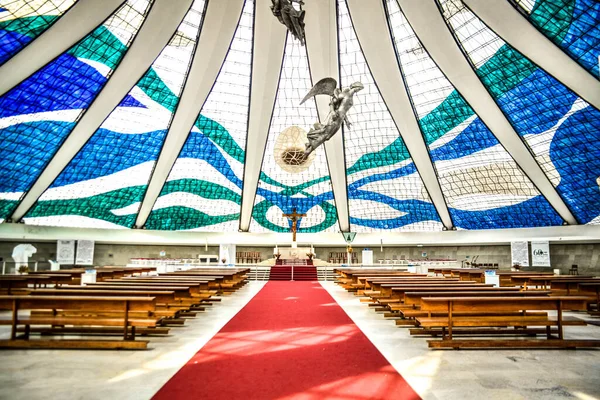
282;207;306;242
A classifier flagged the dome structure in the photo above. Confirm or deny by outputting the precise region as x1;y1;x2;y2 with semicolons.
0;0;599;236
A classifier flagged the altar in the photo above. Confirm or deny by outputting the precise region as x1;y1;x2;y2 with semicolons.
277;247;311;260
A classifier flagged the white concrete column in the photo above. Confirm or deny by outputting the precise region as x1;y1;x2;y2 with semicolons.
346;0;453;229
238;0;288;232
304;0;351;232
11;0;194;222
135;0;246;228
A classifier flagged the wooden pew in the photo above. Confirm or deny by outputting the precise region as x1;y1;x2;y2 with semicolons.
496;271;554;287
21;289;172;336
85;282;203;298
61;282;214;320
550;278;600;295
576;282;600;313
345;275;430;292
402;289;531;309
383;283;495;301
336;271;424;289
25;288;185;333
418;296;598;349
396;290;551;328
0;295;157;349
365;279;461;297
114;277;212;291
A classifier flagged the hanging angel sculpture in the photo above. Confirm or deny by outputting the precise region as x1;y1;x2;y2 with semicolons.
300;78;364;157
270;0;306;45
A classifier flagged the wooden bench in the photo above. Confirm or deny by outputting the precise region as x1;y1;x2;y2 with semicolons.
0;295;157;349
550;278;600;295
418;296;598;348
392;290;550;326
113;277;212;291
83;282;201;298
496;271;554;287
578;282;600;313
402;289;541;309
386;284;496;302
367;280;474;298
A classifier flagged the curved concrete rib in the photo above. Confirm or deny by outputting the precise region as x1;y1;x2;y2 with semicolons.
346;0;453;229
465;0;600;110
136;0;246;228
11;0;194;222
0;0;126;97
303;0;351;232
238;0;288;232
399;0;577;224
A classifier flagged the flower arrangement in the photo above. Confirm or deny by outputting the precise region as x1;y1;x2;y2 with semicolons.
17;265;29;274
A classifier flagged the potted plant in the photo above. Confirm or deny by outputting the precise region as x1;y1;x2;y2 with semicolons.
274;253;281;260
306;252;315;260
17;265;29;275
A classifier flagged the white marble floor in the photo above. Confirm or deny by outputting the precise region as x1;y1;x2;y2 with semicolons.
321;281;600;400
0;281;266;400
1;281;600;400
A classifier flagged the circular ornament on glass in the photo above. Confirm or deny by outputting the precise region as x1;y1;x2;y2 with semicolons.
274;126;315;173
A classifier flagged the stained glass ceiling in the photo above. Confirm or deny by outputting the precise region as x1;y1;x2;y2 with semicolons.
0;0;598;232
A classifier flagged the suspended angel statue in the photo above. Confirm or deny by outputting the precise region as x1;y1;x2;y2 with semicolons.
300;77;364;157
270;0;306;45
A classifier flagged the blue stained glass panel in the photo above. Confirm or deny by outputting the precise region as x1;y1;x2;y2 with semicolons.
441;0;600;224
25;0;207;229
339;0;442;232
0;0;77;65
0;0;151;221
386;0;562;229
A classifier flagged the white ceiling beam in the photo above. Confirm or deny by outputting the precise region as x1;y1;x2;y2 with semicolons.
346;0;453;229
464;0;600;110
303;0;351;232
399;0;577;225
2;221;599;246
11;0;194;222
238;0;288;232
0;0;126;97
136;0;245;228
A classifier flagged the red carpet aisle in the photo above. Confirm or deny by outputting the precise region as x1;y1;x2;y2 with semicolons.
153;281;420;400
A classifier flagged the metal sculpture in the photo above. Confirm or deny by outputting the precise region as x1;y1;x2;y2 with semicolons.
270;0;306;45
300;77;364;156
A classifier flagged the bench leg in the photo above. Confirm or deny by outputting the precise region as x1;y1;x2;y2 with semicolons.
123;301;130;341
448;301;453;340
11;299;18;340
557;301;564;340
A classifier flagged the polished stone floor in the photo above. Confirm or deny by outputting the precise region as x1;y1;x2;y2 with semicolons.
321;281;600;400
1;281;599;400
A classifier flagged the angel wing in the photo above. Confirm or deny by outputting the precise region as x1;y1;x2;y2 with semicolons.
300;77;337;105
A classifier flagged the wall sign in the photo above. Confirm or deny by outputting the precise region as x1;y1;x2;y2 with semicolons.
531;241;551;267
511;241;529;267
56;240;75;264
76;240;95;265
